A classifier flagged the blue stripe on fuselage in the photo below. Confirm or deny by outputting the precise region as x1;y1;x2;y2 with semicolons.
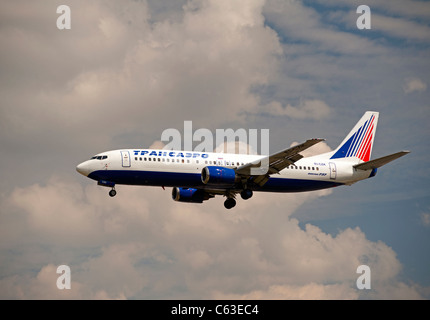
88;170;342;193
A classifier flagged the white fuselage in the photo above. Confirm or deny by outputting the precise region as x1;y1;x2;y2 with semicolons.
76;149;372;193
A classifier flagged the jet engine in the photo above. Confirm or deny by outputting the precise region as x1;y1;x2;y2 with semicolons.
201;166;239;186
172;187;206;203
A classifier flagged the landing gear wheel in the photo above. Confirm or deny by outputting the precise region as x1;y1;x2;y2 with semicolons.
109;189;117;197
224;198;236;209
240;189;253;200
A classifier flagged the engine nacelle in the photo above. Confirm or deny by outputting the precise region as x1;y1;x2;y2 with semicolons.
172;187;205;203
201;166;239;186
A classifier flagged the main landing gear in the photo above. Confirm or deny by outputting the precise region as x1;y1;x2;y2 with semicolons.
240;189;253;200
224;198;236;209
224;189;253;209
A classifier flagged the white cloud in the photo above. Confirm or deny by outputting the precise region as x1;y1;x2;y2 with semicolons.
215;140;259;155
148;140;166;149
372;13;430;43
0;0;427;301
403;78;427;94
0;175;423;299
0;0;283;156
0;264;126;299
213;283;359;300
298;141;333;158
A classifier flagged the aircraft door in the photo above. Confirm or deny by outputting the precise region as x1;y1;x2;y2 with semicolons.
121;151;131;167
329;162;337;180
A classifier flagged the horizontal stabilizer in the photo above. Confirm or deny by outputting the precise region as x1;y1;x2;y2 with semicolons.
354;151;410;170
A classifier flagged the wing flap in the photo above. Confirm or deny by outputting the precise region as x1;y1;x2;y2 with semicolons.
354;151;410;170
235;139;325;186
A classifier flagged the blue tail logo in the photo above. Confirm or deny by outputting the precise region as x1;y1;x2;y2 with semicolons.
330;114;376;162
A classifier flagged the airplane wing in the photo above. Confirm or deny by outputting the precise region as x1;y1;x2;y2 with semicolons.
235;138;325;186
353;151;410;170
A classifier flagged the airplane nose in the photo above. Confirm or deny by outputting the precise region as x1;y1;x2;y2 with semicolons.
76;161;91;176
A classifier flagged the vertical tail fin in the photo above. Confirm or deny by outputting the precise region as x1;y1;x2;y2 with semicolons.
329;111;379;162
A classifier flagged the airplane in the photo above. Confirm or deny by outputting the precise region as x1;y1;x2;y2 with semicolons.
76;111;409;209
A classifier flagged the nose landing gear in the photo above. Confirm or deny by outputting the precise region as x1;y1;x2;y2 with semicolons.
109;188;116;197
97;180;116;197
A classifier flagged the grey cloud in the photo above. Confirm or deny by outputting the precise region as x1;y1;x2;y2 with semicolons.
0;177;422;299
1;0;428;300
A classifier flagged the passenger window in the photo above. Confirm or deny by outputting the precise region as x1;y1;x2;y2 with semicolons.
196;160;199;164
162;158;165;162
148;158;151;161
135;157;138;161
205;161;208;164
316;167;319;171
139;157;142;161
312;167;315;170
187;160;190;163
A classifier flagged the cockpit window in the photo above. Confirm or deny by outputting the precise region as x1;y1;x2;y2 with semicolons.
91;155;108;160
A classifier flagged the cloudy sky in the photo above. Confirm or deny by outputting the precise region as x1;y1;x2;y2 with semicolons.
0;0;429;299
